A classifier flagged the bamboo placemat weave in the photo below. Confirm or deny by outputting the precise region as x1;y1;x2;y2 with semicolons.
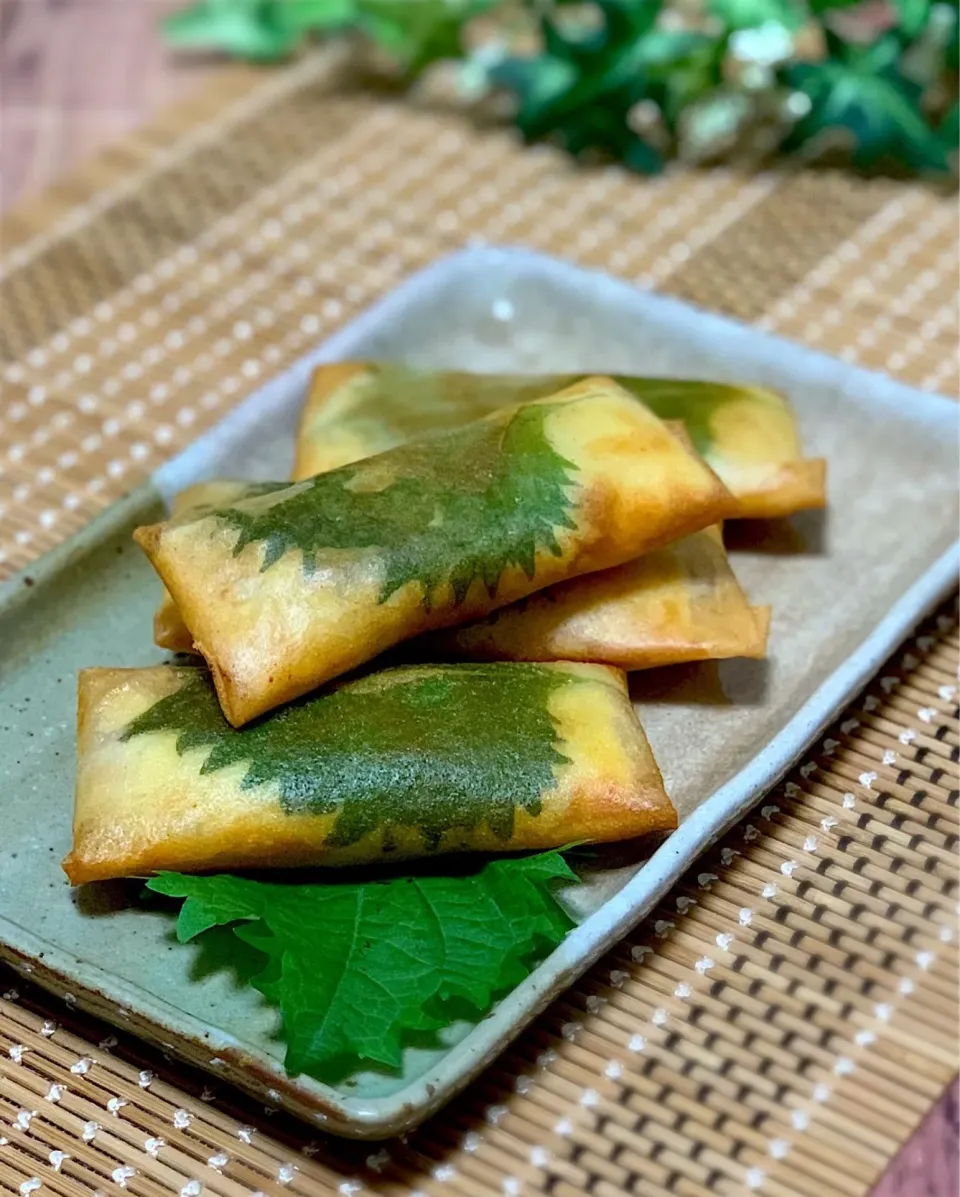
1;51;957;1197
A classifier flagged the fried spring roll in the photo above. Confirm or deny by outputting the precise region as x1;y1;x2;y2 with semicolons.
427;526;770;668
295;363;825;518
63;662;676;884
135;379;735;725
158;518;769;670
154;480;271;654
157;513;768;670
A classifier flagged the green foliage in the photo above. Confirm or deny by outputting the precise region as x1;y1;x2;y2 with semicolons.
122;664;572;849
161;0;958;178
164;0;495;72
354;0;500;76
490;0;670;170
709;0;807;30
163;0;351;59
146;851;577;1079
206;402;579;606
781;27;953;170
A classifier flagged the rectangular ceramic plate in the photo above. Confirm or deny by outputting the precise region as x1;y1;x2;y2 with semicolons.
1;248;957;1139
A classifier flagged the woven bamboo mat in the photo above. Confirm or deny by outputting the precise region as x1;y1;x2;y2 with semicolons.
0;50;957;1197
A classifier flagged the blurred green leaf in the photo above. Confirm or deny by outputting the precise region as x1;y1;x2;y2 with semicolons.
489;0;667;169
637;29;716;66
946;3;960;70
356;0;495;76
900;0;958;84
679;87;753;159
891;0;932;39
805;0;867;14
939;97;959;145
782;39;952;170
163;1;301;58
709;0;806;32
276;0;356;33
622;135;665;170
490;56;579;127
159;0;958;180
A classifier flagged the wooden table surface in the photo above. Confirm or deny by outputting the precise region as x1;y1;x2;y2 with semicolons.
1;1;957;1192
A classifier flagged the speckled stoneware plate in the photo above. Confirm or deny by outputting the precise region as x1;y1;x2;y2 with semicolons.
1;248;957;1139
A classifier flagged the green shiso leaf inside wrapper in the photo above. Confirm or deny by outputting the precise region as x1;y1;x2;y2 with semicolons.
146;851;577;1082
122;665;573;851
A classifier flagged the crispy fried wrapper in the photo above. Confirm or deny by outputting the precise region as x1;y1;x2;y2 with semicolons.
158;520;769;672
427;526;770;669
295;363;825;518
63;662;676;884
154;480;265;654
135;379;735;725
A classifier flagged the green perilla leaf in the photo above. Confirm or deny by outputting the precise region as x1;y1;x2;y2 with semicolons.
147;851;577;1080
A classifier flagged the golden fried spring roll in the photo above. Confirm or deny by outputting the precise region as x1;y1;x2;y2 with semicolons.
154;480;272;654
427;526;770;669
135;379;735;725
63;662;676;884
158;520;769;671
295;363;825;518
155;592;193;654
